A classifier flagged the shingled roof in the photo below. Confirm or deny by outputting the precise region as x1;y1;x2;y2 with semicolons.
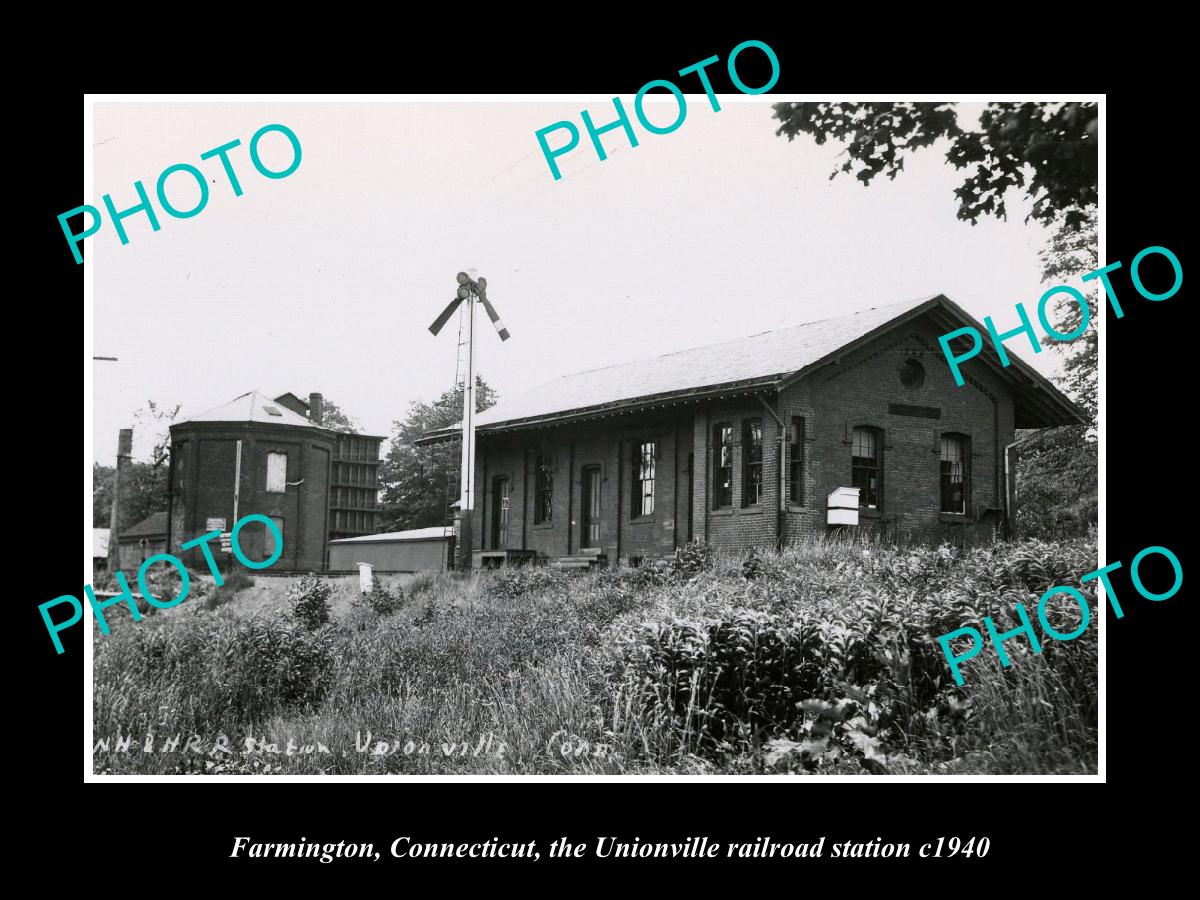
419;294;1085;442
122;511;168;539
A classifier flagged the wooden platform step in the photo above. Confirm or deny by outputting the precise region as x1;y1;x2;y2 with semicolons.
550;553;608;571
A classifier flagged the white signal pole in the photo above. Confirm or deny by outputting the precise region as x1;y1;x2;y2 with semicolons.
460;284;477;570
431;269;507;571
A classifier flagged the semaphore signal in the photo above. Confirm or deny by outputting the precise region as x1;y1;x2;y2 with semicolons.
428;271;510;570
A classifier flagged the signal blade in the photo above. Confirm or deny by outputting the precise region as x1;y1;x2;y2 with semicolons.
478;293;510;341
428;297;462;336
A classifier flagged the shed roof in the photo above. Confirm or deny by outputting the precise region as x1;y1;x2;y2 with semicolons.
178;391;322;429
122;511;168;539
328;527;453;545
420;294;1085;440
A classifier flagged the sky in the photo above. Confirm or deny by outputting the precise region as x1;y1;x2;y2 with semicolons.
91;99;1071;465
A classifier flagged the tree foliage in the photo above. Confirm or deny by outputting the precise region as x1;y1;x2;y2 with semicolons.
93;400;180;530
93;460;170;530
771;102;1097;229
377;376;498;532
318;399;360;434
1037;208;1098;424
1016;210;1098;538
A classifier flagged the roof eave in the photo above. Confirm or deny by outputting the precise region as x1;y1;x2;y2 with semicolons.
415;377;786;445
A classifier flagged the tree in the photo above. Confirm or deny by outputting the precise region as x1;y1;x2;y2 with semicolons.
1037;208;1098;424
1015;210;1099;538
92;400;181;530
771;102;1097;229
377;376;498;532
319;399;360;434
92;456;173;531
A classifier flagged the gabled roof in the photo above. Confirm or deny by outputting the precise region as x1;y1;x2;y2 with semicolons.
122;511;168;539
177;391;322;429
329;527;453;544
419;294;1086;442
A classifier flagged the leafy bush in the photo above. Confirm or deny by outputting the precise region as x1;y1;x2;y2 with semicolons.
671;541;714;578
486;566;559;600
218;618;335;714
359;583;405;616
606;538;1098;773
288;575;332;630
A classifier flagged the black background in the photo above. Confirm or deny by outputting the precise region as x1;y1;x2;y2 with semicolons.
20;24;1190;885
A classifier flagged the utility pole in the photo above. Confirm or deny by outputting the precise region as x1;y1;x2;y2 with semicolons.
108;428;132;574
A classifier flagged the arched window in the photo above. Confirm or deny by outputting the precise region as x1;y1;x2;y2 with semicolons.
851;426;882;509
940;433;969;514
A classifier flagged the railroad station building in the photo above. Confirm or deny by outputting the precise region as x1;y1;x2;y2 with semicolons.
419;295;1084;568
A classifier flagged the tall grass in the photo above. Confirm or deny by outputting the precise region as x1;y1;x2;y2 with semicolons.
93;539;1097;775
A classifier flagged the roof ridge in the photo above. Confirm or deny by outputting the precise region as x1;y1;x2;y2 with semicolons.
187;390;258;422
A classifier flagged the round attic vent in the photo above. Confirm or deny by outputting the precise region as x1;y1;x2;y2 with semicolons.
899;358;925;389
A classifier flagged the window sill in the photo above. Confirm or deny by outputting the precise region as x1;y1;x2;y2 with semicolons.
629;516;656;526
786;505;811;513
711;508;734;517
739;506;765;515
939;512;970;522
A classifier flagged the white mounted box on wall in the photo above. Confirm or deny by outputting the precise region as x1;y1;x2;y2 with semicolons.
827;487;861;526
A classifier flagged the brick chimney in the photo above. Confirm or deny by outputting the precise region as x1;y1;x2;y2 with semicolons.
309;392;324;425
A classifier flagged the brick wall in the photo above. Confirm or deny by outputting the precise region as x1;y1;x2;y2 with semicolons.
471;316;1018;557
692;398;782;552
475;412;693;562
782;319;1015;545
169;423;333;572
